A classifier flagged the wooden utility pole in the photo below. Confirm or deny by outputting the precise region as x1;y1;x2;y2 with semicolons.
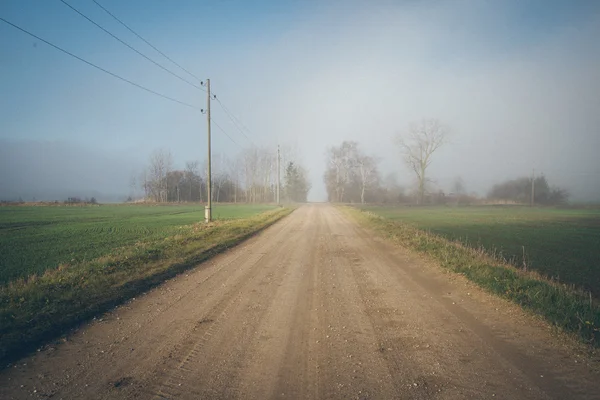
206;79;212;222
531;168;535;207
277;145;281;206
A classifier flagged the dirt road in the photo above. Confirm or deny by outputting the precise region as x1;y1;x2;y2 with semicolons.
1;205;598;399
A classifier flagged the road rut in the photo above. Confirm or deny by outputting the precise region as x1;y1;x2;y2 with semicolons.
1;204;598;399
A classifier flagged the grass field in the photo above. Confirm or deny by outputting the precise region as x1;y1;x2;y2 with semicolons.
357;205;600;297
0;204;275;284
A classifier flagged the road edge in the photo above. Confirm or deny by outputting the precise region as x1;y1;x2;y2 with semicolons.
340;205;600;352
0;207;295;368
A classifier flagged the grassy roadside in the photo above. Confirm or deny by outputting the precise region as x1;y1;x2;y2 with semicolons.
342;206;600;346
356;205;600;297
0;207;293;366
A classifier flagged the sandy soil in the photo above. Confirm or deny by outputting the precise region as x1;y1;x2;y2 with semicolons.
1;204;598;399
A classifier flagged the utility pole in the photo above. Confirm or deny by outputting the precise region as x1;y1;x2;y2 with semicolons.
531;168;535;207
205;79;212;222
277;145;281;206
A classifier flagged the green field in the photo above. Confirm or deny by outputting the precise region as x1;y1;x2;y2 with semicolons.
0;204;275;284
358;206;600;297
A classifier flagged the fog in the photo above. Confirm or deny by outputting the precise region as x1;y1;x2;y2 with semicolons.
0;139;141;202
2;1;599;202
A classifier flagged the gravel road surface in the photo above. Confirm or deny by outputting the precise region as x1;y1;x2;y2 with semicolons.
1;204;598;399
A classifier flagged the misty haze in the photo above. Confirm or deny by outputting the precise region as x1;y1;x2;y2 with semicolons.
1;0;600;399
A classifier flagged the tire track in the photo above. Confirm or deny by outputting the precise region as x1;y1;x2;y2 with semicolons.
149;209;312;400
328;207;577;399
226;205;322;399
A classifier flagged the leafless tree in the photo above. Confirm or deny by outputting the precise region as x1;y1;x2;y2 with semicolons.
356;154;379;204
184;161;199;202
324;141;385;203
242;148;258;203
325;141;358;202
166;170;184;202
339;142;358;202
148;148;173;202
140;169;149;200
212;153;230;202
139;144;308;204
239;147;279;203
326;147;344;202
228;157;242;203
396;118;448;204
452;176;466;195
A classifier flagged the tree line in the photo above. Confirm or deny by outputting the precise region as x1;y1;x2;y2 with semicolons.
488;175;568;205
134;146;310;204
323;140;409;204
324;118;569;205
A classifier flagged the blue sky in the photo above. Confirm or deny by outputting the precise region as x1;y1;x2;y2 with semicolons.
1;0;599;201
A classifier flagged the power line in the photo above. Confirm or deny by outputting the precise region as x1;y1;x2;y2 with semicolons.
91;0;202;85
59;0;204;91
0;17;200;109
213;95;258;147
214;96;255;144
211;117;242;148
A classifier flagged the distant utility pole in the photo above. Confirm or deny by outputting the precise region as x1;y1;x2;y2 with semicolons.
531;168;535;207
206;78;212;222
277;145;281;206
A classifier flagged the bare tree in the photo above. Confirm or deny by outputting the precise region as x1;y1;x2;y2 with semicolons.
326;147;345;202
324;141;358;202
166;170;184;202
396;118;448;204
163;150;173;202
184;161;199;202
324;141;385;203
258;149;273;202
212;153;230;202
339;142;358;202
242;148;258;203
239;147;278;203
148;148;173;202
356;154;379;204
228;157;242;203
452;176;465;195
139;145;309;205
139;169;149;200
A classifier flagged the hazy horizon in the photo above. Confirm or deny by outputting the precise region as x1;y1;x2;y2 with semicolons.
2;0;599;202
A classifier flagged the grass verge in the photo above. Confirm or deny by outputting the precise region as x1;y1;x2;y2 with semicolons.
356;205;600;297
342;206;600;346
0;207;293;366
